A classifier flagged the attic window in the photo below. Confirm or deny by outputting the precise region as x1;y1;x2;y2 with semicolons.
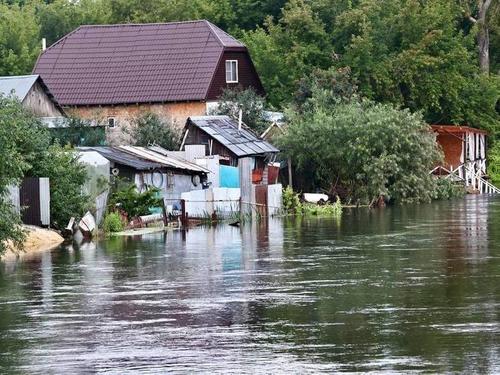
107;117;117;128
225;60;238;83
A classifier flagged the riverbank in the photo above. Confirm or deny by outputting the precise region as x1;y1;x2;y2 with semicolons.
1;225;64;262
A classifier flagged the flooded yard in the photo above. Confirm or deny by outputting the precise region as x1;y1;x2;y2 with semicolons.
1;196;499;373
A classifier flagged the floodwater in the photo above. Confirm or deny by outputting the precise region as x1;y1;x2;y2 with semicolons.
1;196;500;374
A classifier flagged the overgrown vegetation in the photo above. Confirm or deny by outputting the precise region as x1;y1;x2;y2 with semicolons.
102;212;125;233
126;112;180;150
50;117;106;147
108;183;163;219
32;143;89;229
279;73;443;205
282;186;342;217
432;178;466;200
0;96;89;252
214;88;268;134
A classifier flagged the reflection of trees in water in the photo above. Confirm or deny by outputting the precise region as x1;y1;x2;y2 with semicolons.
0;200;499;373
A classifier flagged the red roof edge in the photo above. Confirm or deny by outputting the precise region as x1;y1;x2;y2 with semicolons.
431;125;488;135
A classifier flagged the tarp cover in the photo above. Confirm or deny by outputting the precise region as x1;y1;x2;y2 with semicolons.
220;165;239;188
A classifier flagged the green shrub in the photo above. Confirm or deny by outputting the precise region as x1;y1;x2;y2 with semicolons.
109;183;162;218
432;178;466;200
302;197;342;217
102;212;125;233
488;141;500;187
282;186;302;214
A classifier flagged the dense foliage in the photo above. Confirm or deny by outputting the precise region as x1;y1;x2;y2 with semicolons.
0;95;51;252
0;97;89;249
50;118;106;147
31;144;89;229
279;83;443;204
126;112;180;150
214;88;267;134
0;0;499;204
102;212;125;233
109;183;162;219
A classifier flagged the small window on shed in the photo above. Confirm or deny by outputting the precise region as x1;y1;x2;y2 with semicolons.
107;117;117;128
225;60;238;83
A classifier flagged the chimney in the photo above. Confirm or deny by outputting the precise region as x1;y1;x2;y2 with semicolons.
42;38;46;51
238;109;243;131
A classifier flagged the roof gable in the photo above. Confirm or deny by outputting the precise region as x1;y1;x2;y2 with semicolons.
187;115;279;157
0;75;39;101
33;20;246;106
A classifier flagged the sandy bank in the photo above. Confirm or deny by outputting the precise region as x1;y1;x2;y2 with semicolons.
1;225;64;262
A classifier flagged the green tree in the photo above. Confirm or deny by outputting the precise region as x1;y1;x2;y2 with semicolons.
126;112;180;150
0;95;50;253
279;87;442;205
215;87;267;133
330;0;499;131
0;2;40;75
36;0;111;46
31;143;89;229
242;0;334;106
107;0;235;28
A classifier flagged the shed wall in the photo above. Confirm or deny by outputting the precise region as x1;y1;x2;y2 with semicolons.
436;133;463;170
22;81;64;117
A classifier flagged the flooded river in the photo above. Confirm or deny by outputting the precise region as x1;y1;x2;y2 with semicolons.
1;196;500;373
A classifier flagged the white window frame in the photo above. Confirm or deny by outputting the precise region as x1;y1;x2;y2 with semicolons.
107;117;117;128
225;60;238;83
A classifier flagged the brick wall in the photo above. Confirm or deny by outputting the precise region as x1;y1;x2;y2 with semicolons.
67;102;207;145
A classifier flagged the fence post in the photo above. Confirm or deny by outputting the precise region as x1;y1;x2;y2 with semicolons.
239;157;253;217
181;199;187;227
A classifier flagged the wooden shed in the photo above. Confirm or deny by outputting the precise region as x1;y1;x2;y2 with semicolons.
432;125;498;193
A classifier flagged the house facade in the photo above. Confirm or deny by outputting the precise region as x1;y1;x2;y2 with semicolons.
33;20;264;145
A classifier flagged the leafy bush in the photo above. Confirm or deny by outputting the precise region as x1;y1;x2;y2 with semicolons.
487;141;500;187
0;96;90;237
282;187;343;217
102;212;125;233
282;186;302;214
279;88;442;204
432;178;466;200
301;197;342;217
31;144;90;229
0;95;49;253
109;183;162;219
214;87;268;134
126;112;180;150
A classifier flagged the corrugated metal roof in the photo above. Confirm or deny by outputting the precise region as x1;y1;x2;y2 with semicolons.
0;75;39;101
33;20;246;106
78;147;164;170
78;146;209;173
120;146;210;173
187;115;279;157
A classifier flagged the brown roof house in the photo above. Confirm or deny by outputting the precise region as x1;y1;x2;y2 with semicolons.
33;20;264;145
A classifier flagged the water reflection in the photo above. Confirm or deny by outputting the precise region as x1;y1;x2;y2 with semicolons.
0;196;499;373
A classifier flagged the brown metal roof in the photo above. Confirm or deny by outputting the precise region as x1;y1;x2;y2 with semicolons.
432;125;488;135
33;20;245;106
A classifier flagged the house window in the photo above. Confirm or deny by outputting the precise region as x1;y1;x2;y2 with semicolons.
225;60;238;83
107;117;117;128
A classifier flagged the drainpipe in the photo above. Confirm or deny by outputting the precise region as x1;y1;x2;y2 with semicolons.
238;109;242;131
42;38;46;51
